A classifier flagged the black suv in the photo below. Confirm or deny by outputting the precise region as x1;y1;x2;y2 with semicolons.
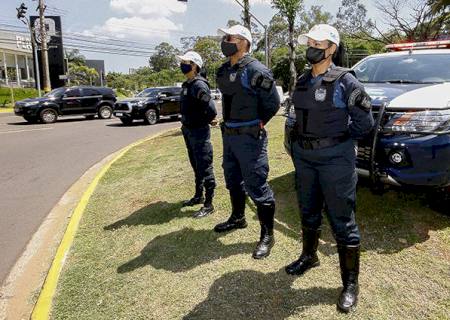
14;86;116;123
113;86;182;125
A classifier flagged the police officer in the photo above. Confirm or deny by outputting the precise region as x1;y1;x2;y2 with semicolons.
215;25;280;259
178;51;217;218
286;24;374;312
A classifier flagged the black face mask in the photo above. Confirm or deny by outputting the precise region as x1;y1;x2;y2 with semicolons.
221;41;238;57
180;63;192;74
306;47;328;65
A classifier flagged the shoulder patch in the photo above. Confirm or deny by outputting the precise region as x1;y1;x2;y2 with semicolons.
322;67;354;83
251;71;274;91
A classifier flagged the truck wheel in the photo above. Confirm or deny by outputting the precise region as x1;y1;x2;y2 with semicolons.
39;108;58;124
120;117;133;125
144;109;159;125
98;105;113;119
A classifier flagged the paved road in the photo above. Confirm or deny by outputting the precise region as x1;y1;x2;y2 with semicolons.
0;113;184;284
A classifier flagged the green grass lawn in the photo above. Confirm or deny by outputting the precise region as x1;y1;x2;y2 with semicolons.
51;116;450;319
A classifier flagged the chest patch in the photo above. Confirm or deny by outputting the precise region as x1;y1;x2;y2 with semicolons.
182;88;188;96
229;72;237;82
314;87;327;102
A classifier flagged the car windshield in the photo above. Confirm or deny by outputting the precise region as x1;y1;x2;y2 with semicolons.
353;53;450;84
136;88;159;97
44;88;65;98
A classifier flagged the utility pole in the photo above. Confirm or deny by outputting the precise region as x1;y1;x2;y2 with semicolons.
242;0;251;31
16;2;41;97
38;0;51;92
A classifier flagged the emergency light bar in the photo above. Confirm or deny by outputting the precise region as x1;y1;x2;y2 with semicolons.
386;40;450;51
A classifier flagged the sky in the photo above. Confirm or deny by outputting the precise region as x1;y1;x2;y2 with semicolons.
0;0;382;73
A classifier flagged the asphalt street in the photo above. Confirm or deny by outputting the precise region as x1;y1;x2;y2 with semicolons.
0;113;183;284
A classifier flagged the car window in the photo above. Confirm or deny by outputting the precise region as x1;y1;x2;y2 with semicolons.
353;53;450;83
136;88;158;97
65;88;81;97
44;87;65;98
82;88;100;97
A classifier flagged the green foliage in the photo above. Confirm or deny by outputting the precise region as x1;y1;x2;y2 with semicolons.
0;87;39;106
68;63;99;86
149;42;180;72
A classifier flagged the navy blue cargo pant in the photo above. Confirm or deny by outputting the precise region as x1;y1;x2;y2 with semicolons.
222;128;275;206
182;125;216;198
292;138;360;245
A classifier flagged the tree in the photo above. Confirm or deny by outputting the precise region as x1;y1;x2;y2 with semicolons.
272;0;303;94
65;49;86;66
193;37;224;86
68;64;98;85
243;0;251;31
149;42;180;72
299;5;333;33
373;0;450;42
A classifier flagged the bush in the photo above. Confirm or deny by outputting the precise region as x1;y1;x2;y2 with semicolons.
0;87;39;107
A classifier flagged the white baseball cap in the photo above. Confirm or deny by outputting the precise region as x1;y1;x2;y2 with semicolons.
177;51;203;68
298;24;340;46
217;24;253;44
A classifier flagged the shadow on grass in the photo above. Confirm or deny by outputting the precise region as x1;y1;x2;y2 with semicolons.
269;172;450;256
184;268;338;319
104;201;192;230
117;227;255;273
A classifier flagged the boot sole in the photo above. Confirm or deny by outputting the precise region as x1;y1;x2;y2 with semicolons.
337;300;358;313
285;261;320;276
193;209;215;219
214;222;248;233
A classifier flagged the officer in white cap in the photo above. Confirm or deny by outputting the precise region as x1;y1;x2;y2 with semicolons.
177;51;217;218
214;24;280;260
286;24;374;313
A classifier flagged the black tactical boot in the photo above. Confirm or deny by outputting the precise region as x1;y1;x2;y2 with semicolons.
214;191;247;232
182;185;204;207
337;244;360;313
285;227;320;275
252;202;275;259
193;188;214;218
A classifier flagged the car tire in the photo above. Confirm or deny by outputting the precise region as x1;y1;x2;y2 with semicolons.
98;105;113;119
24;116;38;123
39;108;58;124
144;109;159;125
120;117;133;125
85;115;96;120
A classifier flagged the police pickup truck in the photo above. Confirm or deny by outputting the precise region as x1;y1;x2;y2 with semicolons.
284;40;450;208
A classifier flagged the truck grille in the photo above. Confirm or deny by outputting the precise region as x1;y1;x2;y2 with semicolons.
114;103;131;112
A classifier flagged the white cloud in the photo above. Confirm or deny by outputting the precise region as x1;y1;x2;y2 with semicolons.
85;16;182;40
110;0;187;17
83;0;186;41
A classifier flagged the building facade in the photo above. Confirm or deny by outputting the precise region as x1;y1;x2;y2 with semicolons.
0;30;35;88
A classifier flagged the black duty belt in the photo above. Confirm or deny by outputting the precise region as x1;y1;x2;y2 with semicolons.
220;123;262;139
297;135;349;150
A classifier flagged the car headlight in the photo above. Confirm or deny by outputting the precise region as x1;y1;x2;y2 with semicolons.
137;101;146;107
23;101;39;107
385;109;450;133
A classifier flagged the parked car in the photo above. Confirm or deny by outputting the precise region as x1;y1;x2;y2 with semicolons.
284;40;450;202
211;89;222;100
113;86;182;125
14;86;116;123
